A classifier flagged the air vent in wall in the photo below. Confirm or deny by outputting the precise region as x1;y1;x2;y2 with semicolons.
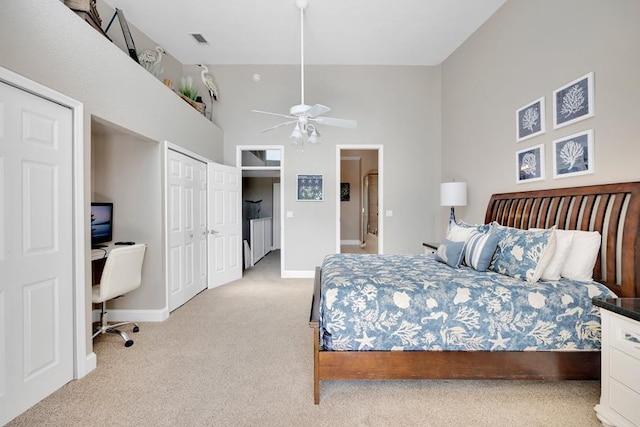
190;33;208;44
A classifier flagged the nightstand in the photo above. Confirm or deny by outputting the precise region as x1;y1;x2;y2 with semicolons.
592;298;640;427
422;242;438;255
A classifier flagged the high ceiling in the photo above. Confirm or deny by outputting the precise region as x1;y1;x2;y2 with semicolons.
101;0;507;66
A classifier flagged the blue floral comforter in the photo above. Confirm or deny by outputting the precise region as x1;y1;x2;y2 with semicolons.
319;254;616;351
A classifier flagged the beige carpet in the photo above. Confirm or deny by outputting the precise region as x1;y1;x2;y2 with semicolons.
9;250;603;426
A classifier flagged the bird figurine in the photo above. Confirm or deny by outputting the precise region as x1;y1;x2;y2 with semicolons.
138;46;166;78
139;46;165;67
199;64;219;104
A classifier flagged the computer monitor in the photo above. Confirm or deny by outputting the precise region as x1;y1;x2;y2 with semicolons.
91;202;113;248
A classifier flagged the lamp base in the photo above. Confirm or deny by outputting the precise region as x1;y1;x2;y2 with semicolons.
448;207;457;232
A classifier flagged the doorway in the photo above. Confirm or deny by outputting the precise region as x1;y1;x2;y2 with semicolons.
336;145;383;254
237;146;284;276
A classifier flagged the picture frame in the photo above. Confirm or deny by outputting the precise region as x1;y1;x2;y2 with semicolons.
516;144;545;184
516;96;545;142
552;130;594;179
340;183;350;202
104;8;139;63
297;174;324;201
553;72;594;129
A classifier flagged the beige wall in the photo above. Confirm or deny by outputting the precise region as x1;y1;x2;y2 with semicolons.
441;0;640;232
212;64;442;272
0;1;223;356
0;1;223;161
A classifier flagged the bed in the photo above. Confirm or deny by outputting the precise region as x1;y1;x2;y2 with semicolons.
308;182;640;404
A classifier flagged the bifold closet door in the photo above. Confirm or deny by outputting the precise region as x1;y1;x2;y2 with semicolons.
167;149;208;312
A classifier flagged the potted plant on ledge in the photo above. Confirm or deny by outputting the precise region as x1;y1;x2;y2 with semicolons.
176;76;205;115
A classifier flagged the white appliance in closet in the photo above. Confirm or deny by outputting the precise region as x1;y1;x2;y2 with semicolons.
249;217;272;265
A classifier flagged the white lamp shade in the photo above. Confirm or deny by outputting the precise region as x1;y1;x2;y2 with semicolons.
440;182;467;207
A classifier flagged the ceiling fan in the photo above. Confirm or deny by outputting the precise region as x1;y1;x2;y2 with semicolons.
252;0;357;149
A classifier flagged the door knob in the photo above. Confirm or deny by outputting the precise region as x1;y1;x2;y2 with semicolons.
209;230;219;235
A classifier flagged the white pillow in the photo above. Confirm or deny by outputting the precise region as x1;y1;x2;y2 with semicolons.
531;229;575;281
561;230;601;281
446;223;477;242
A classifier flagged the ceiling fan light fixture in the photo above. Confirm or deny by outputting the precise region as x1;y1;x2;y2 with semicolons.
308;125;319;144
290;125;303;141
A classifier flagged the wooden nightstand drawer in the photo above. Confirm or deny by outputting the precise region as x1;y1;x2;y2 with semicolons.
611;347;640;393
610;313;640;361
610;378;640;426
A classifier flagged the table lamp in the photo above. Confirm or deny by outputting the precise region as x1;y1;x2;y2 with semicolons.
440;182;467;230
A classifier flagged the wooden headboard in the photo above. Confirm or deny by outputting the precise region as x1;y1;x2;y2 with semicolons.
484;182;640;298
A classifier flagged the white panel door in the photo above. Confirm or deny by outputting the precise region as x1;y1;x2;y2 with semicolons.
208;163;241;288
0;81;74;424
167;149;207;312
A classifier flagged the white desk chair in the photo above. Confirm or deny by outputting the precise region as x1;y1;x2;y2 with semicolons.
92;244;146;347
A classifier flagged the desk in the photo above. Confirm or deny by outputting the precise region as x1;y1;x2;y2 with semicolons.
92;241;129;260
92;247;109;261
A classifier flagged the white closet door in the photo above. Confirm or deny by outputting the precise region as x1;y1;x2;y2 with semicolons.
167;149;207;312
0;80;74;424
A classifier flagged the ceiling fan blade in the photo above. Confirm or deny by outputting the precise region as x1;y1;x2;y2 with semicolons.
312;116;358;129
306;104;331;118
259;120;298;133
252;109;295;120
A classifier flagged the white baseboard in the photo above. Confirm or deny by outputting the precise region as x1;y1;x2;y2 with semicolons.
104;308;170;322
282;270;315;278
340;239;361;245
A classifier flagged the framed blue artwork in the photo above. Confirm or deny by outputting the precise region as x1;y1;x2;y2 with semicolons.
553;72;594;129
516;96;545;142
516;144;545;184
297;174;324;201
553;130;594;179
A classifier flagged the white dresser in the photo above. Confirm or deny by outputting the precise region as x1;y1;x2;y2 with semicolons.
593;298;640;427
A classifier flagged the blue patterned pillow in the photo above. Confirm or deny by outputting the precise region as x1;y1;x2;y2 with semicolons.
464;230;499;271
489;223;557;283
456;219;491;234
434;239;466;268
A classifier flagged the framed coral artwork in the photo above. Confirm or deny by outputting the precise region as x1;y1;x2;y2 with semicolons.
553;130;594;179
553;72;594;129
516;96;545;142
516;144;545;184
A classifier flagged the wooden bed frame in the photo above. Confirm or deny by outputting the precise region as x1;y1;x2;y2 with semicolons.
309;182;640;404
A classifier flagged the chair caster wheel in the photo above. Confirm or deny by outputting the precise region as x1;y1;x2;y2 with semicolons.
125;339;134;347
133;326;139;333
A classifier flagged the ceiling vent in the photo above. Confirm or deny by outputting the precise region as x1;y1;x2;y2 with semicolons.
190;33;208;44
